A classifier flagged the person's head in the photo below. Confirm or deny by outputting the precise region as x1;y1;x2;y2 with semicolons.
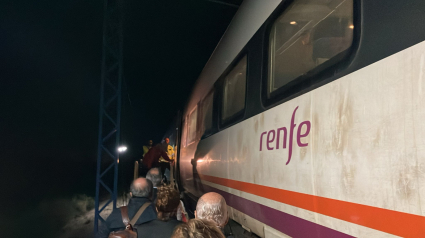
171;219;225;238
195;192;228;228
165;138;170;144
156;185;180;221
129;177;152;198
148;140;153;146
146;168;162;187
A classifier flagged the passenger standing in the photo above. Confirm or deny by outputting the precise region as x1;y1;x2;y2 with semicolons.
140;140;153;177
171;219;225;238
146;168;162;203
95;178;157;238
137;186;183;238
195;192;229;229
159;137;174;182
142;144;172;170
143;140;153;157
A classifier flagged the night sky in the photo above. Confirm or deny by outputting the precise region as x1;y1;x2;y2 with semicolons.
0;0;240;236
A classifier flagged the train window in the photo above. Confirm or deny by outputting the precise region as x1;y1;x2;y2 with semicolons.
222;55;247;121
187;107;197;144
201;91;214;136
182;118;187;147
267;0;353;98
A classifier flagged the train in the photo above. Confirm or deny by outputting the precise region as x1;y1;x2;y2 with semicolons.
163;0;425;237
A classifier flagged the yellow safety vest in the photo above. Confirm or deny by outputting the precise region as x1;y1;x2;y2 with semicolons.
159;145;175;163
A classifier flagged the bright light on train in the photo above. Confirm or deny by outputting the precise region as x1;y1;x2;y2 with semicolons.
349;24;354;29
117;146;127;152
290;21;297;25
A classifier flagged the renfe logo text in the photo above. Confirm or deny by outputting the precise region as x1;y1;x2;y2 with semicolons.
259;106;311;165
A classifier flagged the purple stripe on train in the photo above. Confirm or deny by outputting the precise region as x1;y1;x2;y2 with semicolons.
203;185;354;238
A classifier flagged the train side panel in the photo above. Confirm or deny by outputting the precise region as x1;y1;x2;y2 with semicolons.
181;41;425;237
176;0;425;237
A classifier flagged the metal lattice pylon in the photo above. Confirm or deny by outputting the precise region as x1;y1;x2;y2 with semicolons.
94;0;123;234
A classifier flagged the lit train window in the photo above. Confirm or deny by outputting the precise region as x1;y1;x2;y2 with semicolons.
222;55;247;121
268;0;353;98
201;91;214;136
187;107;198;144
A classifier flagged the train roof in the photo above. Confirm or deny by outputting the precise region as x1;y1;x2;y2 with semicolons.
184;0;281;116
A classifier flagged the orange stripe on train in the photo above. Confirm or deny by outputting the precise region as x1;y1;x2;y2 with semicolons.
199;174;425;238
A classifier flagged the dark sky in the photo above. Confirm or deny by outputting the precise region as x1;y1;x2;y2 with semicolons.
0;0;240;236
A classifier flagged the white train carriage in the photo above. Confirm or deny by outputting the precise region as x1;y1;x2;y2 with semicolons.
173;0;425;237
